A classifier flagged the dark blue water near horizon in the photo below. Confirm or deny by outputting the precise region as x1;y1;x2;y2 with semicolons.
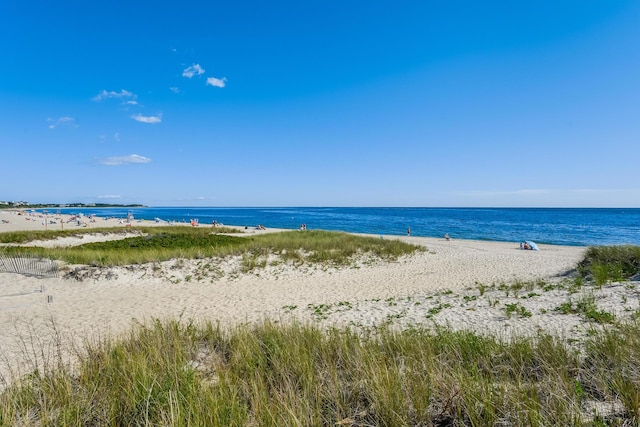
51;207;640;247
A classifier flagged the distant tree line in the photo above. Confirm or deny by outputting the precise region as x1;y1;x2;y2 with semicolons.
0;201;145;209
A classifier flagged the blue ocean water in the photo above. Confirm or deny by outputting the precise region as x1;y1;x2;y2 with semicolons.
49;207;640;247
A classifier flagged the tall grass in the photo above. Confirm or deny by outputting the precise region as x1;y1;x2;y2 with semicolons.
0;225;240;244
4;319;640;426
0;229;422;268
0;227;133;244
578;245;640;285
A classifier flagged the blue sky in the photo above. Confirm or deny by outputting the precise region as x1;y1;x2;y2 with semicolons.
1;1;639;207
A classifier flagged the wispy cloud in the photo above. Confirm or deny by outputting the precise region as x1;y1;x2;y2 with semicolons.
131;114;162;124
459;189;552;197
98;132;121;143
100;154;151;166
182;64;205;78
97;194;121;199
47;116;77;129
206;77;227;88
169;87;180;94
92;89;137;102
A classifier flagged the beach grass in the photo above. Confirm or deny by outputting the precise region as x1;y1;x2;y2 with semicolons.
0;227;130;244
0;228;421;268
578;245;640;285
0;225;241;244
3;317;640;426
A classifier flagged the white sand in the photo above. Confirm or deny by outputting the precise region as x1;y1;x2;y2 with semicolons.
3;208;635;388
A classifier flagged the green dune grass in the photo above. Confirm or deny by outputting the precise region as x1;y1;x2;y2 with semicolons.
0;228;421;267
2;317;640;426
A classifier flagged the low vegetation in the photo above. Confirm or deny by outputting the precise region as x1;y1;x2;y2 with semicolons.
578;245;640;285
3;318;640;426
0;225;240;244
0;228;421;267
0;227;130;244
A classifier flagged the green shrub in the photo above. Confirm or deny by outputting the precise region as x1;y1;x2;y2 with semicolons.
578;245;640;283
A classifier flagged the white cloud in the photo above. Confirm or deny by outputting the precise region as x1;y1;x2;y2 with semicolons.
98;133;122;143
182;64;205;78
92;89;136;102
460;189;552;197
47;116;77;129
169;87;180;94
131;114;162;124
100;154;151;166
206;77;227;88
97;194;121;199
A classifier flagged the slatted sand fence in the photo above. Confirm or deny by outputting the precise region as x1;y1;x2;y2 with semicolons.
0;253;59;279
0;253;59;300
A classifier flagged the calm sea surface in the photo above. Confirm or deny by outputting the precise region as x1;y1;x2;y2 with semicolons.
49;207;640;247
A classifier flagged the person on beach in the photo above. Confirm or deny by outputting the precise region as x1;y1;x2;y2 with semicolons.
444;233;451;241
407;227;411;236
520;241;540;251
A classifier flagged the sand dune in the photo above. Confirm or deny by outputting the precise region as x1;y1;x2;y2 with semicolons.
4;208;629;389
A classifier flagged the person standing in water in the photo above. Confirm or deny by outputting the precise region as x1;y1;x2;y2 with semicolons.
407;227;411;237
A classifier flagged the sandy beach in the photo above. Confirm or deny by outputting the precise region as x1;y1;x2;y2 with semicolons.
2;208;634;387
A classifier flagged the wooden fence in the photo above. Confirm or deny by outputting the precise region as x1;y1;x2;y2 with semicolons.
0;253;59;278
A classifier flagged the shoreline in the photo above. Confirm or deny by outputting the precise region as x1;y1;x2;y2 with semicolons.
0;208;593;248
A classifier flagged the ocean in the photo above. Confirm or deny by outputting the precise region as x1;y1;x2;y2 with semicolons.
48;207;640;247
